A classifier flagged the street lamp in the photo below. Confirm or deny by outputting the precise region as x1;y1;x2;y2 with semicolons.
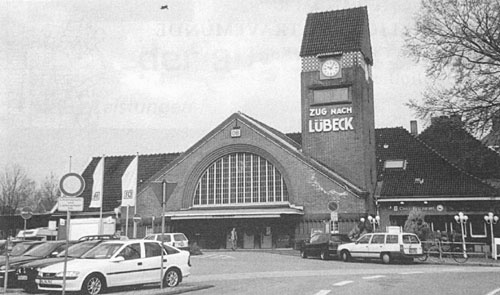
454;212;468;260
367;215;380;232
484;212;499;260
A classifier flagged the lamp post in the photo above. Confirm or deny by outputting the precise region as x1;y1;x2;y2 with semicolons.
367;215;380;232
484;212;499;260
454;212;468;260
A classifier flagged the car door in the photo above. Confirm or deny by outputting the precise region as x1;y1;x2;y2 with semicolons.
106;242;144;287
350;234;372;258
368;234;386;258
141;242;166;284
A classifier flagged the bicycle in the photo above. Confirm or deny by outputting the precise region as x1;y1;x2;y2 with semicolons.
417;240;468;263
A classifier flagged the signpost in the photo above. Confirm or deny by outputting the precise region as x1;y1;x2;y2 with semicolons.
20;206;33;239
59;173;85;295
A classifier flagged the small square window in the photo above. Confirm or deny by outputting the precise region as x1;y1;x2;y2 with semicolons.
384;160;407;170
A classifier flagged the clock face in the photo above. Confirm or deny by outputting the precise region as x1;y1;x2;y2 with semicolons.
321;59;340;77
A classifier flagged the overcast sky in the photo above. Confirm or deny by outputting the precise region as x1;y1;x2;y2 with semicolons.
1;0;429;183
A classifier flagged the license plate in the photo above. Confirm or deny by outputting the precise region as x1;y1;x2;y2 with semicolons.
40;279;53;285
18;275;28;280
409;248;416;254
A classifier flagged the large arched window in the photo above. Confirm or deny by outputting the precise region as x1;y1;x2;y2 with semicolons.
193;152;289;206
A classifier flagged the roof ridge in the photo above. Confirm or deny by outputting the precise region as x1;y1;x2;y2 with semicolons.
307;6;367;15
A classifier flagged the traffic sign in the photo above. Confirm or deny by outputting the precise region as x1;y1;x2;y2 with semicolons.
20;207;33;220
133;214;142;223
58;197;84;212
59;173;85;197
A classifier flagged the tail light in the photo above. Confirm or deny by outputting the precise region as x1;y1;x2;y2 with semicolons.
188;254;191;267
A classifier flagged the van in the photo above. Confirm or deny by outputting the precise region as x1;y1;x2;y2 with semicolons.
16;228;57;241
144;233;189;250
337;232;423;264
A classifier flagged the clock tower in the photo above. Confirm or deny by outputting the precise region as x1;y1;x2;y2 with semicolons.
300;7;376;200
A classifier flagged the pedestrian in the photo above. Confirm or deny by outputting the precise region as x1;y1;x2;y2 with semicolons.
230;228;237;251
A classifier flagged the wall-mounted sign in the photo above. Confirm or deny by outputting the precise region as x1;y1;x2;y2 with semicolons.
328;201;338;211
308;106;353;133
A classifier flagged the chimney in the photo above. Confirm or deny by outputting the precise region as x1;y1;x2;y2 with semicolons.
410;120;418;136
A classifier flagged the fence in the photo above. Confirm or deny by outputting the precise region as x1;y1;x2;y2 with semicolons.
421;240;489;258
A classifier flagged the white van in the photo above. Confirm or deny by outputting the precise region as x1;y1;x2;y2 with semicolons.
16;227;57;241
337;232;423;264
144;233;189;250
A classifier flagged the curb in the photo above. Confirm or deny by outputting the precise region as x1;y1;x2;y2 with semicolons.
148;284;214;295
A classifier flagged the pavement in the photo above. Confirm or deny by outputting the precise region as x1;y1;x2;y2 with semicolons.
3;249;499;295
206;248;500;267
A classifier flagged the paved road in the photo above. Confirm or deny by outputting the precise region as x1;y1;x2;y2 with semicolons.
4;251;500;295
184;251;500;295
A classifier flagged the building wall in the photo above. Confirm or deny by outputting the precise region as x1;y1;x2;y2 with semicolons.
137;117;366;221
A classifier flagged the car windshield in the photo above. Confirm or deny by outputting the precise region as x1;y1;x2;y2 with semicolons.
81;243;123;259
157;235;171;242
173;234;187;241
23;242;59;257
10;243;39;256
58;241;100;258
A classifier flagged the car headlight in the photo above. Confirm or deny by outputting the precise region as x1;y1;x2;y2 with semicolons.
56;271;80;277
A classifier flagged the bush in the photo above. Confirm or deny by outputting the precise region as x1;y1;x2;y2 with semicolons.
404;209;431;240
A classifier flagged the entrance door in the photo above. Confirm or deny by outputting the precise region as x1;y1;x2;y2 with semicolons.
243;232;254;249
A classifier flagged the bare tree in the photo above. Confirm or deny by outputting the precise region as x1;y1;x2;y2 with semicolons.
34;172;61;213
0;164;36;215
404;0;500;133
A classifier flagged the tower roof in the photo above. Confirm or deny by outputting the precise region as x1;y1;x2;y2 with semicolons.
300;6;373;64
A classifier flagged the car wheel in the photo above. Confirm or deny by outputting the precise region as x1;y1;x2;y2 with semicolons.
164;268;181;287
320;250;329;260
81;273;105;295
300;250;307;258
340;250;350;262
381;253;391;264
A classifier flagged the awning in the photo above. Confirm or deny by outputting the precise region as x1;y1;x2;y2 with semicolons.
165;207;304;220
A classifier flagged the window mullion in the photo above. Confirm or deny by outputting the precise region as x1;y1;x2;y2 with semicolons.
236;153;239;204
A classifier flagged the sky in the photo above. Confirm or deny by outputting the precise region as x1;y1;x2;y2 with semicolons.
0;0;429;184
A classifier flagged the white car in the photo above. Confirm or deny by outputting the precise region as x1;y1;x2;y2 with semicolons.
337;232;423;264
144;233;189;250
35;240;190;295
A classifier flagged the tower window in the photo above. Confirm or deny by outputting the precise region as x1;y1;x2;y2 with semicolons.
313;87;350;105
384;160;407;170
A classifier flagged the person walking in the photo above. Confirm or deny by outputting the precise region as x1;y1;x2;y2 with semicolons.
230;228;238;251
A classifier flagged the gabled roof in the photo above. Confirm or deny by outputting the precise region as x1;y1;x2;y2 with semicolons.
300;6;373;64
143;112;367;197
80;153;180;212
376;127;497;199
418;116;500;181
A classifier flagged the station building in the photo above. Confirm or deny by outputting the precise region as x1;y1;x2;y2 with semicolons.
72;7;500;249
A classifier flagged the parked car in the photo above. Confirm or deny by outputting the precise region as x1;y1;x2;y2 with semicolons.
78;234;119;242
0;240;43;259
0;240;76;287
144;233;189;250
16;240;104;292
337;232;423;264
300;233;351;260
36;240;191;295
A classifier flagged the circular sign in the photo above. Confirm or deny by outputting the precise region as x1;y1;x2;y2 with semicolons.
59;173;85;197
133;214;142;223
21;207;33;220
327;201;338;212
